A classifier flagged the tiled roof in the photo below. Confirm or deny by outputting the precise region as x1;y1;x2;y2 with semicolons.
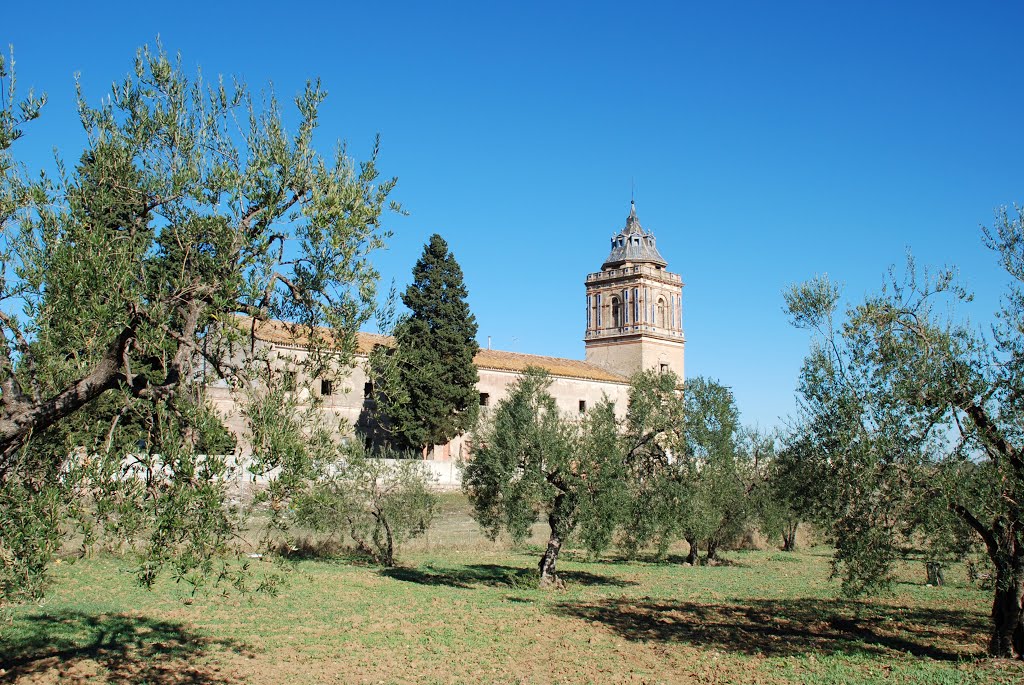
473;348;627;384
236;317;626;384
233;317;387;353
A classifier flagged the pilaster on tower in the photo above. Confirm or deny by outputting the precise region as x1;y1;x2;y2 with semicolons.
584;201;685;380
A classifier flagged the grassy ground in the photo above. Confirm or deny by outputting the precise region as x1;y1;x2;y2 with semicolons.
2;500;1022;684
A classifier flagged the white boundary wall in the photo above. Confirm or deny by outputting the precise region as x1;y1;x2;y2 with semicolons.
224;455;462;491
383;458;462;489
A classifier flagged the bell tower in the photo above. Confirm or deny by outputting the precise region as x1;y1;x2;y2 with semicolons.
584;201;685;379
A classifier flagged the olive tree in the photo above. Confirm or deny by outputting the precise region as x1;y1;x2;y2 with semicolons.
0;45;398;605
462;368;624;586
785;209;1024;657
757;432;816;552
293;445;437;567
618;369;687;559
620;374;751;564
679;378;751;562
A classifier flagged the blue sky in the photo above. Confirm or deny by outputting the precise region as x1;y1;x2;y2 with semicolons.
5;1;1023;429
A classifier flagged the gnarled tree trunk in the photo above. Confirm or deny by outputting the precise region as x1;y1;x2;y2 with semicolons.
925;561;945;586
0;324;137;465
539;490;571;588
373;513;396;567
685;536;699;565
989;553;1024;658
538;526;562;588
953;500;1024;658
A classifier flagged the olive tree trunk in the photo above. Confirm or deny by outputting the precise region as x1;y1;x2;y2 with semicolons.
373;515;396;567
539;491;572;588
954;501;1024;658
0;324;136;465
538;527;562;587
989;554;1024;658
782;521;799;552
925;561;945;586
685;536;699;565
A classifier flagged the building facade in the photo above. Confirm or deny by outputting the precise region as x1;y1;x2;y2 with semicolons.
207;202;684;464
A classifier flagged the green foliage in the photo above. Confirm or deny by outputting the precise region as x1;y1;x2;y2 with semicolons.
0;43;398;607
785;269;977;595
462;368;625;581
619;369;687;557
0;476;63;604
463;369;571;544
574;399;629;557
620;372;757;562
757;432;816;552
294;444;437;567
785;215;1024;656
682;378;747;557
374;234;479;452
242;376;339;525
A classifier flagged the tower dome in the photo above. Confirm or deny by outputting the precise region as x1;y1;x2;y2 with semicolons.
601;201;667;270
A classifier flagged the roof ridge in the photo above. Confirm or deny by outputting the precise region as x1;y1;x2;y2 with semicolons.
242;319;628;384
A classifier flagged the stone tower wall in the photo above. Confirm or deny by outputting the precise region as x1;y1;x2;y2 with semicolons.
584;263;686;380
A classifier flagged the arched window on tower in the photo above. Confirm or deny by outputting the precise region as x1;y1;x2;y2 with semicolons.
611;296;622;328
657;297;667;329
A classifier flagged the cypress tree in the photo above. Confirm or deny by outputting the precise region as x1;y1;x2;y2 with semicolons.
386;234;479;452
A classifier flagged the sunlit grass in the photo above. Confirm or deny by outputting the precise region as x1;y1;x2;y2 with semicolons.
3;499;1021;684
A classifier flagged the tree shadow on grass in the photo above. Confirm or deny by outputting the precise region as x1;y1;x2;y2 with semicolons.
0;610;249;684
653;554;749;568
557;568;637;587
380;564;636;590
554;597;988;661
568;549;751;568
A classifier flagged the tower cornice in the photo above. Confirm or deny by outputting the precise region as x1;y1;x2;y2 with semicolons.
586;264;682;287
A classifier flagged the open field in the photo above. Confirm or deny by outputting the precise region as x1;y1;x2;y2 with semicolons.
2;500;1022;684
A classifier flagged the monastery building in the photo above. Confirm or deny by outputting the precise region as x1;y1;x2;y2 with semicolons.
208;202;685;465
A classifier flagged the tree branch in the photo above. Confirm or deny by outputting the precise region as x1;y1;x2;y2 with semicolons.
949;501;999;559
0;320;139;462
960;398;1024;476
0;309;39;402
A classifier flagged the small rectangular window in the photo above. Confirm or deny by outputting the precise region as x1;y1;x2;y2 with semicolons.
579;400;587;414
479;392;490;407
660;363;669;374
320;379;333;396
